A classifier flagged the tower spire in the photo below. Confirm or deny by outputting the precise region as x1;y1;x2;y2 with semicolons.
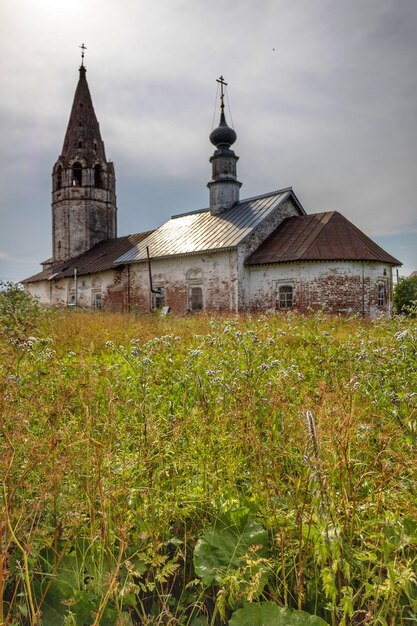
51;61;117;262
207;76;241;213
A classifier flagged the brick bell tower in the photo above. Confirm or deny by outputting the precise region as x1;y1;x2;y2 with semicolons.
51;46;117;263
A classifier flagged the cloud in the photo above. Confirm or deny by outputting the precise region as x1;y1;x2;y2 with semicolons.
0;0;416;281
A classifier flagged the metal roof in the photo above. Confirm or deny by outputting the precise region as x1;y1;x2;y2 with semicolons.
115;188;302;264
245;211;402;266
22;232;153;283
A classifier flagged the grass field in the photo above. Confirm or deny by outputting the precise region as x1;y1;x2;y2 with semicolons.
1;308;416;625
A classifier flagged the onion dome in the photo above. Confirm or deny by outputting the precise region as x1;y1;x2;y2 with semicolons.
210;110;237;148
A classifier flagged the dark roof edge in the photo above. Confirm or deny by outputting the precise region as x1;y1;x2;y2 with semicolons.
245;257;402;267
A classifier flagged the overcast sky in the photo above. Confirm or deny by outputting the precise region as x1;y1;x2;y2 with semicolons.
0;0;416;283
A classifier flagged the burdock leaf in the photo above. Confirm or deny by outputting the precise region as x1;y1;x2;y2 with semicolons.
193;509;268;586
228;602;330;626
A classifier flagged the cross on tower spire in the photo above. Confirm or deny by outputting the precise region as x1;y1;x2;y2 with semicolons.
79;43;87;67
216;75;228;112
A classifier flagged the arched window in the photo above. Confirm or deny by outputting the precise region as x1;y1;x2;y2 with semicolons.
56;165;62;190
94;164;104;188
72;162;82;186
78;141;83;149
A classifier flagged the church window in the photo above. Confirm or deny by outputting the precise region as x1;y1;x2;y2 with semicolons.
78;141;83;148
78;121;82;127
152;287;165;310
94;141;98;151
377;282;385;307
277;285;294;309
94;164;104;188
93;291;103;310
190;286;203;312
72;162;82;186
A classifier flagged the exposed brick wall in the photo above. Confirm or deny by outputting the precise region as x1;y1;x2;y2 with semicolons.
248;261;393;317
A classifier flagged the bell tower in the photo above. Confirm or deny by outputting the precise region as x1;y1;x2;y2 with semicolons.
51;46;117;263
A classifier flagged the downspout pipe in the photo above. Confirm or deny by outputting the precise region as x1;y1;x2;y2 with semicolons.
146;247;159;311
74;267;78;308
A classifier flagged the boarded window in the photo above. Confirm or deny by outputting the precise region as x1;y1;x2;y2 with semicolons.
277;285;293;309
190;286;203;312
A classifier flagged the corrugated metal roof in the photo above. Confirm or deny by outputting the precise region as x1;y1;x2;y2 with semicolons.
246;212;402;266
115;189;302;264
22;232;153;283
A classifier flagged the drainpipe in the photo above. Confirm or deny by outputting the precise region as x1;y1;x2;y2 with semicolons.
361;262;365;318
147;246;159;311
127;264;131;312
74;267;78;308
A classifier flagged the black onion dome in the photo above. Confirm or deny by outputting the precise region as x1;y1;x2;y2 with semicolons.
210;111;237;147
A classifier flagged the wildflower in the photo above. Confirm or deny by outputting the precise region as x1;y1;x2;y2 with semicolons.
260;363;269;371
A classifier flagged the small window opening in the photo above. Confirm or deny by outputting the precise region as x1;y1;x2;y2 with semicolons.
58;241;62;250
78;121;82;127
72;162;82;186
78;141;83;148
190;286;203;312
277;285;294;309
93;141;98;151
79;103;83;108
56;165;62;190
377;282;385;307
94;164;104;188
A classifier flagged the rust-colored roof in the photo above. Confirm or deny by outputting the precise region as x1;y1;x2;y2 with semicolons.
245;211;402;266
22;232;153;283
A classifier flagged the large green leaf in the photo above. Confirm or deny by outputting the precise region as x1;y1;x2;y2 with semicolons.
193;508;269;586
34;541;132;626
228;602;330;626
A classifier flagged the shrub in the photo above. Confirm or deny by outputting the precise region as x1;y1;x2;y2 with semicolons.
0;281;43;339
393;275;417;315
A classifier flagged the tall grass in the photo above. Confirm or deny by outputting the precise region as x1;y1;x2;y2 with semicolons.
1;310;416;625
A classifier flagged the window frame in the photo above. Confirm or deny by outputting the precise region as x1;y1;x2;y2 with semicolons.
275;283;295;310
377;281;386;307
190;285;204;312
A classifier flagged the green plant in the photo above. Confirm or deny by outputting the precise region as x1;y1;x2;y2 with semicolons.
393;275;417;315
0;281;43;339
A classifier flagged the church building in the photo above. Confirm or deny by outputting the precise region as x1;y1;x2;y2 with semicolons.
23;61;401;317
